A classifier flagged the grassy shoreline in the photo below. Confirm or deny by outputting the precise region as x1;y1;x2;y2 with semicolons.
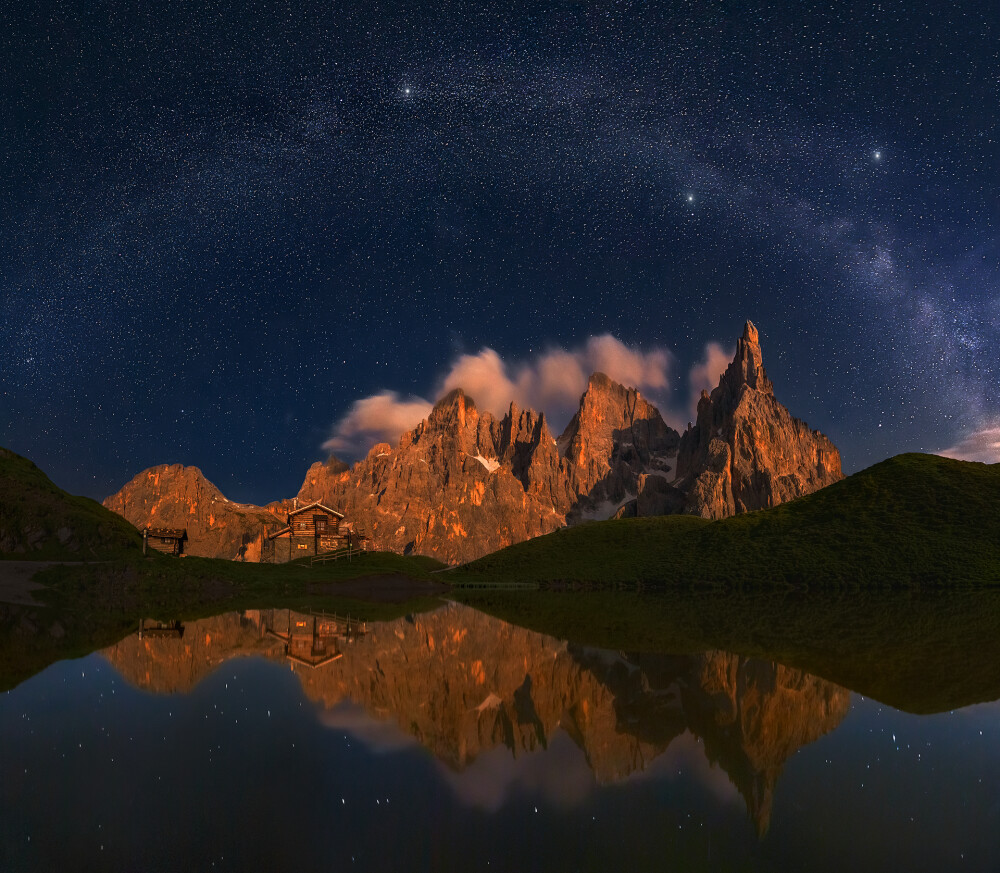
0;551;449;694
450;454;1000;587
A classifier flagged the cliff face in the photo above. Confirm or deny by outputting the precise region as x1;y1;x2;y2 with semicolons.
101;604;850;834
297;324;838;558
102;464;286;560
297;390;573;564
557;373;681;519
104;322;843;562
675;321;843;519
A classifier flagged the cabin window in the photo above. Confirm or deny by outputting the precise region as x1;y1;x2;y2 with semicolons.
315;515;328;533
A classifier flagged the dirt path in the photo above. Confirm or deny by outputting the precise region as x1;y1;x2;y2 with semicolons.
0;561;107;607
0;561;58;606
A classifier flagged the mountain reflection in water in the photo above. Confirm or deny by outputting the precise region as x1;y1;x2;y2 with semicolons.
101;603;848;835
5;597;1000;872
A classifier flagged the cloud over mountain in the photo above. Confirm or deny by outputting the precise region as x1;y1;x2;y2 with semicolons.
324;335;672;456
324;336;731;457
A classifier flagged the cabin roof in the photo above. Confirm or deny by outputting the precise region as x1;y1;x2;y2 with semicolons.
288;501;345;519
267;526;292;539
147;527;187;539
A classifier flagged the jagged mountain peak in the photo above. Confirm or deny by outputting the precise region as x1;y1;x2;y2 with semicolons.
676;321;842;518
428;388;478;426
559;372;678;457
584;370;621;392
323;454;350;474
577;371;650;407
103;462;285;560
720;318;773;397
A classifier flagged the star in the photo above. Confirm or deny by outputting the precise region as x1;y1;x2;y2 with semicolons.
873;150;882;161
686;194;695;203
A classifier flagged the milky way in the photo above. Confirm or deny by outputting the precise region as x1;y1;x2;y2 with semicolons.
1;2;997;501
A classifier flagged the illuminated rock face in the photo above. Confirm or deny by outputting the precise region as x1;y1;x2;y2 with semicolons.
104;322;842;562
675;321;843;519
296;324;840;560
102;464;286;560
557;372;681;520
295;375;682;562
296;390;574;564
102;604;850;834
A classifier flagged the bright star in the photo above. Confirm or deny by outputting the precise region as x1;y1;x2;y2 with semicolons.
873;150;881;160
687;194;695;203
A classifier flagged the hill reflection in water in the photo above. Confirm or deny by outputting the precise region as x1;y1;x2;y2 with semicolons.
101;603;849;835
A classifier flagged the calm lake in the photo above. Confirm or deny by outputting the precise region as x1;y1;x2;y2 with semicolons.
2;598;1000;871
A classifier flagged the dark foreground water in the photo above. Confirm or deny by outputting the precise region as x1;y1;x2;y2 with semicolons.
2;602;1000;871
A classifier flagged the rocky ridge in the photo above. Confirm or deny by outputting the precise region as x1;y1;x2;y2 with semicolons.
297;390;574;563
104;322;843;562
673;322;842;518
102;464;286;560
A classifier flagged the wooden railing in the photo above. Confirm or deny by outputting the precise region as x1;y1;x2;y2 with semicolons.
309;609;368;635
309;547;362;567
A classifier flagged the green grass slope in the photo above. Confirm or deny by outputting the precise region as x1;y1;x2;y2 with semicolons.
0;447;142;560
454;453;1000;586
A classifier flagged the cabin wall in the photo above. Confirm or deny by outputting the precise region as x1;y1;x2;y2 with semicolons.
262;508;348;563
288;511;342;538
291;536;317;557
148;537;180;556
263;533;348;563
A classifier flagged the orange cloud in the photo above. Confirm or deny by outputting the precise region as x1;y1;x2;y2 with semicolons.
322;391;433;456
938;425;1000;464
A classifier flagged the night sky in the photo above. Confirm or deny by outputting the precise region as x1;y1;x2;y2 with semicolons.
2;1;998;504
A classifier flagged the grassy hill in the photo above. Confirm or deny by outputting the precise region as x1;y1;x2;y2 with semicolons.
0;448;142;560
452;453;1000;586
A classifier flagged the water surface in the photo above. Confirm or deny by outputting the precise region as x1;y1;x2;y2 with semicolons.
2;602;999;871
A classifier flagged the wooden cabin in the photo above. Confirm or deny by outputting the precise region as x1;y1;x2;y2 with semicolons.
263;502;348;563
144;528;187;556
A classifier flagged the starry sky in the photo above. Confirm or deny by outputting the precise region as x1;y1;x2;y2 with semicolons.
2;1;998;503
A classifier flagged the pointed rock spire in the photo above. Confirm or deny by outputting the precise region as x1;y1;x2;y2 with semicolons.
675;319;842;518
721;319;773;396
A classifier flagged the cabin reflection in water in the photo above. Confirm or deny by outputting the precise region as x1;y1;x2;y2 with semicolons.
254;609;367;669
137;619;184;639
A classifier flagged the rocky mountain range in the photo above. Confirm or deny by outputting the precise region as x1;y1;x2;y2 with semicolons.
104;322;843;563
102;603;849;834
103;464;287;561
